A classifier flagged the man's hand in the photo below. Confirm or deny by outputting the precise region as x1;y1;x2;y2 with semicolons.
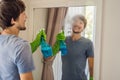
34;29;46;45
88;57;94;80
52;31;66;56
36;29;46;43
90;77;93;80
56;31;66;41
20;72;33;80
30;29;46;53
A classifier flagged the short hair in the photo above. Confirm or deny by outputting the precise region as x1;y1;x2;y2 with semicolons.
72;15;87;28
0;0;26;29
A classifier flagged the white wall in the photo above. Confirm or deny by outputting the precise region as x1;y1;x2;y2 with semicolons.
100;0;120;80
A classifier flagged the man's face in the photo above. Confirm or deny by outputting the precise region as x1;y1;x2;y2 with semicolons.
72;18;85;34
14;11;27;30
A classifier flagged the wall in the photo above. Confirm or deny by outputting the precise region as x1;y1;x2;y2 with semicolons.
32;8;48;80
100;0;120;80
30;0;96;8
19;0;30;40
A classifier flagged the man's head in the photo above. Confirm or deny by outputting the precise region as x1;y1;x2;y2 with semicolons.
0;0;26;31
72;15;87;34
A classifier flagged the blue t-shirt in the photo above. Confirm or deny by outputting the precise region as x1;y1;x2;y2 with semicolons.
62;36;94;80
0;35;35;80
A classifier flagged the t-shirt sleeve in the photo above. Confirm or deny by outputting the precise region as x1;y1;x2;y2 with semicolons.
86;41;94;58
15;42;35;74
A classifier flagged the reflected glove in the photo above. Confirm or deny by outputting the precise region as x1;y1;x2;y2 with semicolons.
57;31;67;56
30;29;46;53
40;30;53;58
90;77;93;80
54;31;67;56
56;31;66;41
52;40;60;56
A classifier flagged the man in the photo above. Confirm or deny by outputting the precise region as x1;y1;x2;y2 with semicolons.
0;0;35;80
62;15;94;80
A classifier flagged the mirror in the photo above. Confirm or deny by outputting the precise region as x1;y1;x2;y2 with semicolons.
32;6;96;80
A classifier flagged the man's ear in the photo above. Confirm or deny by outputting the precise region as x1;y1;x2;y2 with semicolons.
11;18;16;25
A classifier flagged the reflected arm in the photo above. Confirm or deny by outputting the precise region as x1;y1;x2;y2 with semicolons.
88;57;94;80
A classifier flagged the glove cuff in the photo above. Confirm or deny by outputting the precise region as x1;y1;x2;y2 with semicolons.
90;77;93;80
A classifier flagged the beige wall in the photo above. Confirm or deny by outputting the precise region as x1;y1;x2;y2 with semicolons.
32;8;48;80
19;0;30;40
30;0;96;8
100;0;120;80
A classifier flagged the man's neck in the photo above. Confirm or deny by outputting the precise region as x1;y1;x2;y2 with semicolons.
72;33;81;41
1;26;19;36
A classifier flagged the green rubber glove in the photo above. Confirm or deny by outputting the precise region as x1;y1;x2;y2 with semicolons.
56;31;66;41
52;31;66;56
90;77;93;80
52;40;60;56
39;29;46;42
30;29;46;53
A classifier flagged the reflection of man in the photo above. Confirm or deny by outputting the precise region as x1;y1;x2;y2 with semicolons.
0;0;34;80
62;15;94;80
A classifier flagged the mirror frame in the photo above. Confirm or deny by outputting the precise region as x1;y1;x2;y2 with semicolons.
27;0;103;80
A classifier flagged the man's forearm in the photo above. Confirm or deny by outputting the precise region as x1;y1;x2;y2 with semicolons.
88;58;94;77
20;72;33;80
89;65;94;77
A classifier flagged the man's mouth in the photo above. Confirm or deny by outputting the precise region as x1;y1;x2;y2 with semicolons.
74;25;81;28
73;30;81;34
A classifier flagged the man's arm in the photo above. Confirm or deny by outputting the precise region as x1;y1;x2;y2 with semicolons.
15;43;35;80
88;57;94;80
86;40;94;80
20;72;33;80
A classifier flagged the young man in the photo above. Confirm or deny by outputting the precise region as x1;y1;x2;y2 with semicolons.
0;0;35;80
62;15;94;80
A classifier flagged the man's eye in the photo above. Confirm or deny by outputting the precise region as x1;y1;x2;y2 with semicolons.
79;22;82;24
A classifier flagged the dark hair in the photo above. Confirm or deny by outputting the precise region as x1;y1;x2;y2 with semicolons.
0;0;26;29
73;15;87;29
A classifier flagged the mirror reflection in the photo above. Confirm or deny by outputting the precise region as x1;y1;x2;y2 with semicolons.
32;6;96;80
